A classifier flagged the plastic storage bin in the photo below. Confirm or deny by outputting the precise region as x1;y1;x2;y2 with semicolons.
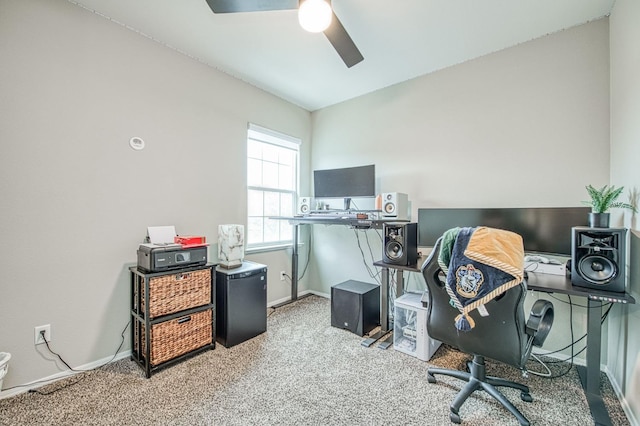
393;292;441;361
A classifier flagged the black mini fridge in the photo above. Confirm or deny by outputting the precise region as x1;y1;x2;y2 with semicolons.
215;261;267;348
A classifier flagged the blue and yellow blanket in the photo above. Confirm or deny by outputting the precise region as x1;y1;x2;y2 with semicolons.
438;226;524;331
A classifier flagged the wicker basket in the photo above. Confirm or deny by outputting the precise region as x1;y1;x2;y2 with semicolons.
141;268;211;318
140;309;212;366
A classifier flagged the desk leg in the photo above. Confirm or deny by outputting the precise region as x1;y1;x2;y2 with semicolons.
576;298;612;426
273;224;309;309
291;223;299;301
377;268;393;348
361;266;391;347
396;269;404;299
378;269;405;349
381;267;390;331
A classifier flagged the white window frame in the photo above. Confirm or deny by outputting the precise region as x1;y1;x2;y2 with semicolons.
246;123;300;252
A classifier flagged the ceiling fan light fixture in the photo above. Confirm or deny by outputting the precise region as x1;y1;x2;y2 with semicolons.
298;0;332;33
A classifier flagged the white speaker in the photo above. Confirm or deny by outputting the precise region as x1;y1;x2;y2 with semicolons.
297;196;312;215
382;192;410;220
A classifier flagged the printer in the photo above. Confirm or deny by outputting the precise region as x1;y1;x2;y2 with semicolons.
137;243;207;272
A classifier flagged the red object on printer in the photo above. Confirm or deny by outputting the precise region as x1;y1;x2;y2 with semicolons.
174;235;208;248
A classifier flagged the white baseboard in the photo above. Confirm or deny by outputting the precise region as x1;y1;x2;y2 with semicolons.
309;290;330;299
0;350;131;400
267;290;328;308
605;366;638;426
534;351;636;425
530;347;586;367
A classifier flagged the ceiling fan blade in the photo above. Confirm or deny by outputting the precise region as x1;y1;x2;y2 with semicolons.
323;11;364;68
205;0;298;13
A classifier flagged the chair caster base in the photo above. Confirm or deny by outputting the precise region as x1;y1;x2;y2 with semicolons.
427;373;436;384
449;411;461;424
521;392;533;403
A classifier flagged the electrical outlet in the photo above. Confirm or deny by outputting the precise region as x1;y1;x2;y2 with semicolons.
280;270;286;281
34;324;51;345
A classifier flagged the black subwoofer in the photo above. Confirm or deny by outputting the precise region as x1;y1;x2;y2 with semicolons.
571;227;627;293
383;222;418;266
331;280;380;336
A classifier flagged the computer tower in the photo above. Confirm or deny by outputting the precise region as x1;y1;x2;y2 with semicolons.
394;292;441;361
331;280;380;336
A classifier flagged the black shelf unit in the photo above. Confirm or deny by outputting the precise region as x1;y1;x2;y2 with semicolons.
129;263;216;378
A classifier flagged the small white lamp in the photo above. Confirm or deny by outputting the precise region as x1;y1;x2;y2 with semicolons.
298;0;332;33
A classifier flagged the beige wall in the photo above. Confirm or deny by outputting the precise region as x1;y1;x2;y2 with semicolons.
308;20;609;292
0;0;311;390
610;0;640;423
311;20;610;211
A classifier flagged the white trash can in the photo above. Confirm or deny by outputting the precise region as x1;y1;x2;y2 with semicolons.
0;352;11;390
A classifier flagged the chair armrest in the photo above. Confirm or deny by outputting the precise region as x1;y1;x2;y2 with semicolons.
526;300;554;347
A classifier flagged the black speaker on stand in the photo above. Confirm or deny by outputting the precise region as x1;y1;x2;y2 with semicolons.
571;227;627;293
383;222;418;266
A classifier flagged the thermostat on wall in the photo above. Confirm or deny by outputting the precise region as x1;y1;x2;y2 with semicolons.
129;137;145;151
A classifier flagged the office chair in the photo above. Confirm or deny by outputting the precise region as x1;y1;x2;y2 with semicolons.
421;229;554;426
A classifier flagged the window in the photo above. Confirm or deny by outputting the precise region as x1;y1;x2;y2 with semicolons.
246;123;300;250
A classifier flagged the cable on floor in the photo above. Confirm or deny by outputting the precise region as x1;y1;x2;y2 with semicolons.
2;320;131;396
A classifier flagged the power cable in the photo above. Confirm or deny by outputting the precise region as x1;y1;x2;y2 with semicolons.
530;298;614;378
3;321;130;395
296;224;312;281
353;228;381;283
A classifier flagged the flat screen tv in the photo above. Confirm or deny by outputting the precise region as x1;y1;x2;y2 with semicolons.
417;207;591;256
313;164;375;199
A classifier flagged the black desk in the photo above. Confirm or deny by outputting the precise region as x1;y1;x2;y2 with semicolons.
276;216;633;424
525;272;635;426
364;261;634;425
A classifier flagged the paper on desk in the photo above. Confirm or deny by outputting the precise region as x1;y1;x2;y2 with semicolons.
147;225;176;244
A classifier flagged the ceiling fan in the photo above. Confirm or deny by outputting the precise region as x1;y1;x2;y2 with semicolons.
204;0;364;68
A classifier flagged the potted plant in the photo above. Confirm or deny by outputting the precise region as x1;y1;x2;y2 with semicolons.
582;184;636;227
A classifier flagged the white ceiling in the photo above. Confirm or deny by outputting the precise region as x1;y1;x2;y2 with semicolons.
68;0;614;111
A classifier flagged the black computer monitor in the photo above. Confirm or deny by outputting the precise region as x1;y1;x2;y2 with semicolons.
417;207;590;256
313;164;375;209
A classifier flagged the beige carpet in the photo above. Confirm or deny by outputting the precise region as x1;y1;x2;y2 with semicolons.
0;295;630;425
